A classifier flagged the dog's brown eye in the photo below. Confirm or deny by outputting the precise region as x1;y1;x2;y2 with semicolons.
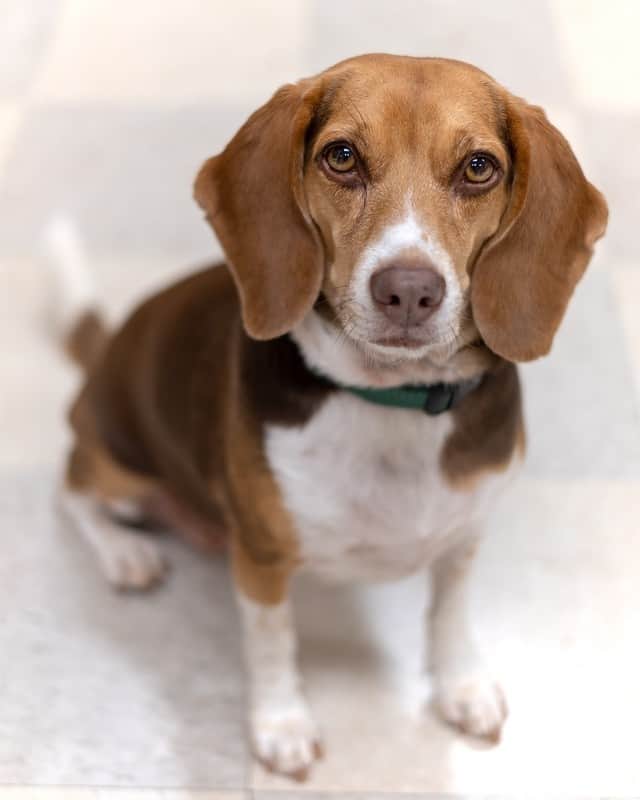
464;155;495;183
325;144;357;173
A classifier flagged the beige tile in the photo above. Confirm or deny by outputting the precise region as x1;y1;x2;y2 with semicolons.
303;0;574;107
0;0;61;100
252;478;640;793
519;261;640;479
577;110;640;264
33;0;307;105
96;791;246;799
551;0;640;111
254;795;445;799
95;792;247;799
0;792;79;799
612;266;640;403
0;103;23;178
0;104;230;261
0;792;245;799
254;795;448;799
0;256;76;469
0;469;247;786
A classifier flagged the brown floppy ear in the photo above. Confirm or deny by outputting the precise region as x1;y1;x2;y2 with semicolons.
471;95;608;362
194;82;324;340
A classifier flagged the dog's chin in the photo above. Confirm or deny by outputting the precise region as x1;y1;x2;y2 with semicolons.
365;340;444;363
356;330;461;365
372;335;432;350
329;303;466;364
317;305;470;366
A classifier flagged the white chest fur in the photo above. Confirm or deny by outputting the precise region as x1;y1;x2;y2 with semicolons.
265;393;512;582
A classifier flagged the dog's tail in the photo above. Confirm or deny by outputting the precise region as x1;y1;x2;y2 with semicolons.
42;215;109;372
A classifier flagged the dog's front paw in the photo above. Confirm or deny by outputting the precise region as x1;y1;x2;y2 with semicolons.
252;703;323;781
433;673;508;743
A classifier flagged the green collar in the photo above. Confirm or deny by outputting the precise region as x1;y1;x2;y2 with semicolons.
340;378;482;415
296;338;483;415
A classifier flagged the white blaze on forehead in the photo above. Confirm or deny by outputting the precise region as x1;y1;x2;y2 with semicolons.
350;201;463;318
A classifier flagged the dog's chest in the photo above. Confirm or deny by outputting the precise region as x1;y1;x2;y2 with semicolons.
265;394;505;581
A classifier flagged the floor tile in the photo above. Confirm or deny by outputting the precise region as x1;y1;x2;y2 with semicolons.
0;256;76;469
0;792;245;799
550;0;640;112
0;469;248;787
254;794;450;799
33;0;306;105
612;266;640;405
578;109;640;265
0;0;61;101
520;263;640;479
0;104;23;179
251;477;640;794
0;105;235;261
305;0;574;107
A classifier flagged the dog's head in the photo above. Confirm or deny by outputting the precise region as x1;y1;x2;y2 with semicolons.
195;55;607;363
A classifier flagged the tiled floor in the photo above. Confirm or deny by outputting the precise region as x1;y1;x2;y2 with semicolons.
1;1;639;798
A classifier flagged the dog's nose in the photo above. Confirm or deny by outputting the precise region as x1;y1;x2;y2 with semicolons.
370;266;446;325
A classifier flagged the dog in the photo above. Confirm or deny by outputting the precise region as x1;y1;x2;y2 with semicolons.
53;54;607;780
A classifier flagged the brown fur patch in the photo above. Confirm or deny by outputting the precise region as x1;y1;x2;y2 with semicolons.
441;360;524;489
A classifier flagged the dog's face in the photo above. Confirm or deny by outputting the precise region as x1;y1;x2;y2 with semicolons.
302;61;511;359
195;55;607;363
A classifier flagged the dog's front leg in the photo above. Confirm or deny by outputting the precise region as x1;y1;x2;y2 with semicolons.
427;531;508;742
232;545;321;780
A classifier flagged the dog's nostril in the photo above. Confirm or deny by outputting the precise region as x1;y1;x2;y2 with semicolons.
390;294;401;306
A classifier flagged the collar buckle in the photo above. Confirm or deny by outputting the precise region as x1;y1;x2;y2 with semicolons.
423;382;458;415
423;376;483;415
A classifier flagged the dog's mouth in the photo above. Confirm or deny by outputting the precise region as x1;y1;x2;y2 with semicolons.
360;311;478;364
365;314;458;352
371;334;430;350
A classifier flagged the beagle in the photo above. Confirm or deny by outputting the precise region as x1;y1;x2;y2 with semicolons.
56;54;607;781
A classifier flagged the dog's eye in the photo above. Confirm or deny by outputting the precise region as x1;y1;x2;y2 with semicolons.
464;154;495;183
324;143;357;173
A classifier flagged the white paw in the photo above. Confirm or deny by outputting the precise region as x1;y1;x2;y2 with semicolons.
433;673;508;742
252;703;323;781
99;531;168;590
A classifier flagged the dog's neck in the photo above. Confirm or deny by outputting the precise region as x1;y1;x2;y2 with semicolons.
291;310;498;389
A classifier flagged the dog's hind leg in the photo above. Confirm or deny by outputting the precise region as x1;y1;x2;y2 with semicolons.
61;443;168;591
